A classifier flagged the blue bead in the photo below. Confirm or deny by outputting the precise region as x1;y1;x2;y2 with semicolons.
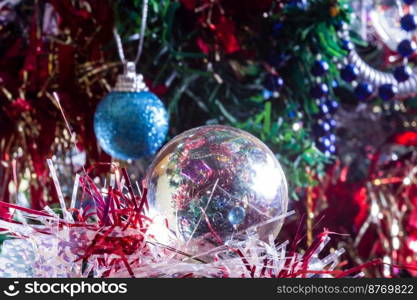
228;206;246;225
401;14;417;31
333;20;345;31
311;60;329;76
313;121;332;136
288;0;309;9
272;22;284;37
354;82;374;100
341;39;354;51
397;39;417;57
340;64;359;82
316;135;337;154
310;83;329;99
325;117;337;129
288;110;296;118
378;84;398;101
268;53;286;69
94;91;169;160
325;99;339;114
394;65;412;82
325;145;337;156
263;89;273;99
318;136;332;147
322;121;331;132
316;138;331;152
213;196;231;210
320;105;329;115
315;101;329;116
265;74;284;91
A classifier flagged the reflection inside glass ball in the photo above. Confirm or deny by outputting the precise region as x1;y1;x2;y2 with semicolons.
228;206;246;225
146;125;288;245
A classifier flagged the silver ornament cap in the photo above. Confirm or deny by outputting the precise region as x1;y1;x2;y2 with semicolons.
114;61;148;92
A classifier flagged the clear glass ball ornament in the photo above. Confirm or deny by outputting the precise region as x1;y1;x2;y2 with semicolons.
145;125;289;248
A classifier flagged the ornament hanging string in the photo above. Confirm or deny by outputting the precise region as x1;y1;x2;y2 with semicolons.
94;0;168;161
113;0;149;65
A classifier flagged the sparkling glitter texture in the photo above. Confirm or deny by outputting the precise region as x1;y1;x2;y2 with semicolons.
146;125;288;245
94;91;169;160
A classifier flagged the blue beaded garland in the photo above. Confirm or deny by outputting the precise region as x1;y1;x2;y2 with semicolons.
328;4;417;101
397;39;417;57
394;65;412;82
94;91;169;160
354;83;373;100
378;84;398;101
400;14;417;32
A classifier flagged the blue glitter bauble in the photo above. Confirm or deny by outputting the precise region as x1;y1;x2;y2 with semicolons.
400;14;417;32
94;91;169;160
355;83;373;101
397;39;417;57
404;0;416;5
